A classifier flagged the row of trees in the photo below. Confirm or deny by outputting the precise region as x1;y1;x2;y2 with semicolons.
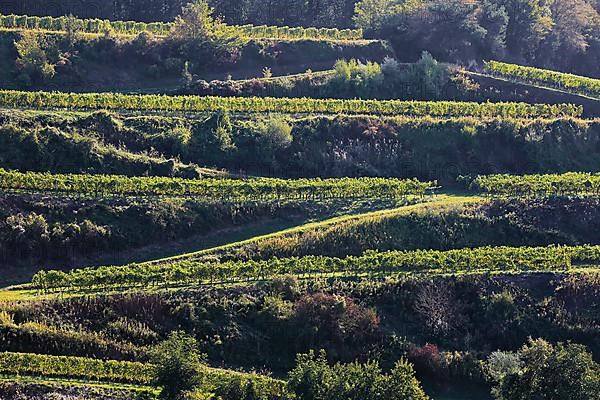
0;169;433;200
0;12;363;40
484;60;600;98
470;172;600;197
31;244;599;291
0;89;583;118
354;0;600;78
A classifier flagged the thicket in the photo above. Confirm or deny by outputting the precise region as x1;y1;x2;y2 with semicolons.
486;339;600;399
0;29;389;90
186;54;459;101
0;124;201;178
0;193;319;266
2;272;598;379
288;350;429;400
3;111;600;181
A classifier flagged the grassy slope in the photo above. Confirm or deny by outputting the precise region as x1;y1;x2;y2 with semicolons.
143;194;480;265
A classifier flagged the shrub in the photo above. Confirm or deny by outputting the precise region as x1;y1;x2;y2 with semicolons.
287;350;429;400
486;339;600;400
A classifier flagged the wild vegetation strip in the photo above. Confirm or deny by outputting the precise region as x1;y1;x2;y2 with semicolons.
0;90;583;118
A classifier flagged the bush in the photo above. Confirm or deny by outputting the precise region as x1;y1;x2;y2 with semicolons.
287;350;429;400
293;293;380;351
151;331;207;400
486;339;600;400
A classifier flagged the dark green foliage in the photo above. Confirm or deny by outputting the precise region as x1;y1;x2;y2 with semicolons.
5;110;599;182
0;0;359;28
188;109;235;165
150;331;206;400
487;339;600;400
0;123;200;178
0;30;391;91
0;194;311;267
356;0;600;78
3;272;599;377
287;350;429;400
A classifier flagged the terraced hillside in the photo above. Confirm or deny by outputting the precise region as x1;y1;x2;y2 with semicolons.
0;1;599;400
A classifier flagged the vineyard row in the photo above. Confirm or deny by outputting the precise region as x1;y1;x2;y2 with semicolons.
484;60;600;99
0;90;583;118
0;169;434;200
31;245;599;291
469;172;600;197
0;13;363;41
0;352;287;395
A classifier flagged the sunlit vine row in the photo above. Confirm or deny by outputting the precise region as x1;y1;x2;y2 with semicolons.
31;245;598;291
470;173;600;197
0;169;433;200
0;13;363;40
0;352;288;395
484;60;600;98
0;90;582;118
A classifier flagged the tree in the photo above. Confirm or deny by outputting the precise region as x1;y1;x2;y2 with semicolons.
188;109;235;166
370;0;489;62
401;52;449;100
151;331;207;400
414;280;458;335
255;116;294;170
353;0;401;32
169;0;240;70
382;359;431;400
538;0;599;70
487;339;600;400
170;0;221;41
497;0;554;61
14;32;56;86
478;0;509;57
